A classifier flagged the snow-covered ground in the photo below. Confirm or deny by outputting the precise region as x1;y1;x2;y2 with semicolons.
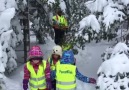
6;35;114;90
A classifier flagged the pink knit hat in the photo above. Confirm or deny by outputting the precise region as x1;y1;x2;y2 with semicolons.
28;46;43;60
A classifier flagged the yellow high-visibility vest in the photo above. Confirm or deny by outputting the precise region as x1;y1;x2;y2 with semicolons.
56;64;76;90
27;61;47;90
52;15;68;29
48;57;60;71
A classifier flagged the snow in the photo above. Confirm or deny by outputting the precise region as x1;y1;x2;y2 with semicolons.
23;0;27;5
6;0;17;9
0;8;15;32
0;0;6;12
1;30;17;73
85;0;127;30
120;0;129;5
59;0;66;13
85;0;108;13
5;35;111;90
97;53;129;90
102;3;125;30
78;14;100;36
111;42;129;56
11;17;23;45
47;0;55;6
97;43;129;90
0;0;22;89
76;79;96;90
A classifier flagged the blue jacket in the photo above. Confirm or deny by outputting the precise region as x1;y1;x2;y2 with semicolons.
51;68;89;83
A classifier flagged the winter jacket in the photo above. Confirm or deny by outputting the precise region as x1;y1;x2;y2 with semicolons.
23;61;50;90
50;68;89;83
47;56;60;80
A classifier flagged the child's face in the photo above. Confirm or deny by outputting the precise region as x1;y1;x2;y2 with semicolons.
32;60;40;64
53;54;59;59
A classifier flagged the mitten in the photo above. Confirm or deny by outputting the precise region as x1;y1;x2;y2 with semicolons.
23;79;29;90
89;78;96;84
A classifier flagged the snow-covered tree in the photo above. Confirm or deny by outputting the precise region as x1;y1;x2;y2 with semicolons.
97;42;129;90
0;0;23;89
79;0;129;43
27;0;91;48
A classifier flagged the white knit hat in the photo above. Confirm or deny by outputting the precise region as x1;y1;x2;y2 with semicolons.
52;45;62;56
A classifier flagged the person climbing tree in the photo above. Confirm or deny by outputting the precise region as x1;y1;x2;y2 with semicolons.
52;8;68;45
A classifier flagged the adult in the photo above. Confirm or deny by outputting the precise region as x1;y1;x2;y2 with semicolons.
52;9;68;45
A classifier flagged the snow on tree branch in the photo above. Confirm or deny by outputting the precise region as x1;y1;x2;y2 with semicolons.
111;42;129;56
102;4;125;30
0;8;15;32
0;0;23;89
47;0;55;6
59;0;66;13
85;0;108;13
85;0;129;31
98;42;129;90
78;14;100;36
97;53;129;90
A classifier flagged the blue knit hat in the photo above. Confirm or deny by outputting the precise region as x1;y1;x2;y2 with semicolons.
61;50;75;64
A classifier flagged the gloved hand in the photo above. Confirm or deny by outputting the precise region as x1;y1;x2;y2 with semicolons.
89;78;96;84
50;70;56;81
23;79;29;90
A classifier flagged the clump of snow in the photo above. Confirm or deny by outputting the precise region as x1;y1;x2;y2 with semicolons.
59;0;66;13
1;30;17;73
85;0;108;13
97;42;129;90
111;42;129;56
97;53;129;90
85;0;127;30
78;14;100;36
0;0;6;12
0;8;15;32
101;42;129;61
11;17;23;45
23;0;27;5
6;0;17;9
120;0;129;6
102;3;125;30
47;0;55;6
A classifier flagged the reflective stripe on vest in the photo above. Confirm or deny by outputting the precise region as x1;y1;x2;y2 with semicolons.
56;87;76;90
29;82;46;88
27;61;47;90
52;15;68;27
30;76;45;81
57;80;76;85
56;64;76;90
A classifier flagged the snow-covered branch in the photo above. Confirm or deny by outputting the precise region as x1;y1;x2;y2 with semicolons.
98;42;129;90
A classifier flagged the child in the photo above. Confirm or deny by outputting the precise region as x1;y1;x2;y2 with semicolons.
47;45;62;90
23;46;50;90
51;50;96;90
